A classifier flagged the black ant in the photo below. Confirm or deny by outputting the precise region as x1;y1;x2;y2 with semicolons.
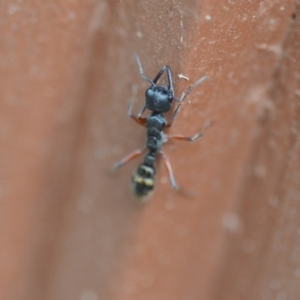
113;55;209;202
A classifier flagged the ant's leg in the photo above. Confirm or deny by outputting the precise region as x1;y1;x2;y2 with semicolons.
167;75;209;127
167;120;213;141
128;100;147;126
137;105;147;119
160;151;196;198
167;132;203;142
160;150;179;190
113;148;146;170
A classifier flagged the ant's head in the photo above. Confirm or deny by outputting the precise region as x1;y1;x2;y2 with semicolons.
145;85;174;113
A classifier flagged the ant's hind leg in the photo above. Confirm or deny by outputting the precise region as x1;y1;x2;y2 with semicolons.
113;148;146;171
160;150;195;198
160;150;179;190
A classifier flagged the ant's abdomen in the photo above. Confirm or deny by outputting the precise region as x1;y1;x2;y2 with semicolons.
131;164;155;202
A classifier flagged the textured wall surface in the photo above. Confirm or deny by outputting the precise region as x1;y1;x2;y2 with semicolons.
0;1;299;300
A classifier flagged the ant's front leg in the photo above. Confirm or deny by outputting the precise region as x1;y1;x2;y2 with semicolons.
128;99;147;127
137;105;147;119
166;75;209;127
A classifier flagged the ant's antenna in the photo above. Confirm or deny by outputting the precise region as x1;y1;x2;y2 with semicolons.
133;53;154;86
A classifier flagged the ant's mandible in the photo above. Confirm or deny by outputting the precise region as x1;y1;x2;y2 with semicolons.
113;54;209;202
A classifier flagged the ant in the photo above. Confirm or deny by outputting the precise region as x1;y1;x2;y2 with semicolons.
113;55;209;202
